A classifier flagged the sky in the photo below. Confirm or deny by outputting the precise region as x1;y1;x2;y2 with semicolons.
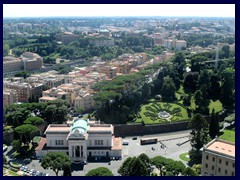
3;4;235;18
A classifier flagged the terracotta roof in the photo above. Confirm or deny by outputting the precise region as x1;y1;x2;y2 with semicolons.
35;138;46;151
112;137;122;150
207;141;235;157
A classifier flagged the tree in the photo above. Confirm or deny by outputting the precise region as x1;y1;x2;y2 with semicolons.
85;167;113;176
138;153;151;174
182;167;197;176
188;113;209;164
24;117;44;126
11;139;22;152
161;76;176;102
222;45;230;58
142;83;151;100
194;90;203;109
183;72;199;93
118;156;149;176
63;164;72;176
165;160;186;176
118;157;133;176
221;68;235;108
41;152;71;176
151;156;167;176
209;109;219;138
15;124;38;145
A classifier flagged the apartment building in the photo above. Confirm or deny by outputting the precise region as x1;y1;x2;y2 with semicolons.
3;89;18;107
4;82;31;102
201;138;235;176
74;93;95;112
3;56;23;76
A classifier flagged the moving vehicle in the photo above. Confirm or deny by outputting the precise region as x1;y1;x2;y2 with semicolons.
140;137;158;145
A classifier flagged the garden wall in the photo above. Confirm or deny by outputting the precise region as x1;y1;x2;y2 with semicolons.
114;121;189;137
114;111;228;137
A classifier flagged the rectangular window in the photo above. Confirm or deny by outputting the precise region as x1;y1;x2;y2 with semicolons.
232;172;235;176
95;140;97;145
226;161;228;166
219;159;222;164
205;164;208;168
218;168;221;172
225;170;228;174
212;166;214;170
89;140;91;146
55;140;58;145
206;155;209;160
233;163;235;168
212;157;215;162
101;140;103;145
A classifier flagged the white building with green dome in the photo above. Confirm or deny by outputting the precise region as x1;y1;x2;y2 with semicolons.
35;118;122;163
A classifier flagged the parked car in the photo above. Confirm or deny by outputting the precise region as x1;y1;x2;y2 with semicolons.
122;141;129;145
151;147;155;151
132;137;137;140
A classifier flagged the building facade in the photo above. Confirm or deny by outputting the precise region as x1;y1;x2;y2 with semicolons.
21;52;43;71
201;138;235;176
3;56;23;76
35;119;122;163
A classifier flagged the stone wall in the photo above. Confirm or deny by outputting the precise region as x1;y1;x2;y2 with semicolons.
114;121;189;137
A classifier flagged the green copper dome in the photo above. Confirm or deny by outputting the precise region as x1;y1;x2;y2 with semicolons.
71;118;89;134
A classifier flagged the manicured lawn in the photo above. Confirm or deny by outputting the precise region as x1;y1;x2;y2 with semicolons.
189;98;223;114
219;130;235;142
208;100;223;114
136;101;189;124
179;152;190;162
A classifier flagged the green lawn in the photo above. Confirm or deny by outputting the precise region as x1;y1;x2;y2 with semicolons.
189;98;223;114
219;130;235;142
136;101;189;124
208;100;223;114
179;152;190;162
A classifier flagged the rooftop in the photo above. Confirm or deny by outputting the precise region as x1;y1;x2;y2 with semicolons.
45;125;70;134
112;137;122;150
205;139;235;158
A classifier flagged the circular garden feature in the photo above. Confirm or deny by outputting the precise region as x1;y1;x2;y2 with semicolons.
136;101;189;124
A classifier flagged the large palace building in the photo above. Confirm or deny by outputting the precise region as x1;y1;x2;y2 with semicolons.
35;118;122;163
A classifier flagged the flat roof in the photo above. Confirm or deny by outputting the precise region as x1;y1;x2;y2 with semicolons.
206;140;235;157
88;126;113;133
45;125;70;134
112;137;122;150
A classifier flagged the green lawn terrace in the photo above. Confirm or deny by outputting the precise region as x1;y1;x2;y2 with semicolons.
135;101;189;125
219;130;235;143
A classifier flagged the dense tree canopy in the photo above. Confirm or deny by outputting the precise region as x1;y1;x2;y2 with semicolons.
85;167;113;176
41;152;71;176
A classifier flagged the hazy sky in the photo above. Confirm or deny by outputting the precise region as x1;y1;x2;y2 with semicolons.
3;4;235;18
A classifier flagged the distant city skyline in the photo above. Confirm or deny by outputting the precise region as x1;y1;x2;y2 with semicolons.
3;4;235;18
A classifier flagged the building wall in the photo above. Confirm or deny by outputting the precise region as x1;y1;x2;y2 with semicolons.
201;150;235;176
46;134;69;147
87;133;112;147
